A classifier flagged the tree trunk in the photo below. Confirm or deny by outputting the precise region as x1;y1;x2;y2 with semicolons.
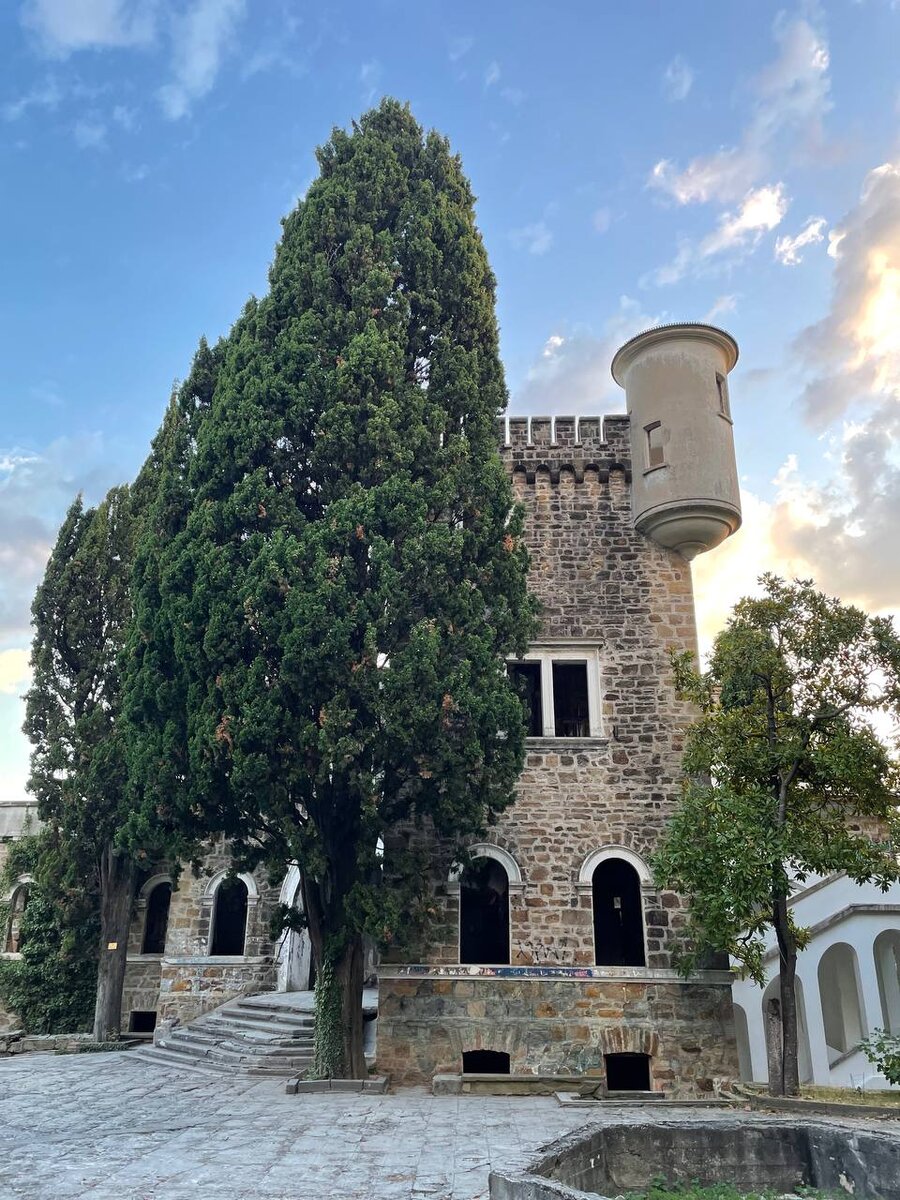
772;894;801;1097
303;870;366;1079
93;846;136;1042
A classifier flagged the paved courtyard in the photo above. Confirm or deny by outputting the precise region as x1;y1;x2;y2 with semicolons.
0;1051;592;1199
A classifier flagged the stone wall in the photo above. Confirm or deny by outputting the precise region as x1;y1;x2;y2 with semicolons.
378;968;737;1094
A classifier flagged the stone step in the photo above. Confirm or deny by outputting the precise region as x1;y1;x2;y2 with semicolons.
155;1038;312;1074
130;1045;227;1077
166;1030;314;1061
199;1010;314;1037
189;1016;314;1044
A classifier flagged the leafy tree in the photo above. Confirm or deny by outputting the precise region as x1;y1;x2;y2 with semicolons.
24;487;141;1040
654;575;900;1096
125;99;536;1077
0;833;98;1034
860;1029;900;1086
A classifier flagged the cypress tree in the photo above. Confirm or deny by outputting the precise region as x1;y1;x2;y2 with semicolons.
24;488;138;1040
127;100;536;1077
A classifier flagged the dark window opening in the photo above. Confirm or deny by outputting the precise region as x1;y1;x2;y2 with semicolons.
142;882;172;955
5;885;29;954
463;1049;510;1074
459;858;510;965
605;1052;651;1092
646;422;665;469
593;858;645;967
552;662;590;737
129;1010;158;1034
716;372;730;417
210;877;248;956
508;661;543;737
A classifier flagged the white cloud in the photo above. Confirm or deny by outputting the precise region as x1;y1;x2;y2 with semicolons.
592;207;612;234
704;294;738;322
650;13;830;206
111;103;137;131
358;58;382;108
484;60;500;88
649;183;789;285
158;0;246;120
2;76;62;121
774;216;828;265
513;298;664;415
448;36;474;63
73;116;107;149
0;649;31;697
510;221;554;256
21;0;157;57
661;54;693;102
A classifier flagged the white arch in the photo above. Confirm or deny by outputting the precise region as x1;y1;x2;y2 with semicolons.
279;864;303;908
448;843;524;894
201;869;259;903
138;873;173;903
578;846;652;887
2;873;34;903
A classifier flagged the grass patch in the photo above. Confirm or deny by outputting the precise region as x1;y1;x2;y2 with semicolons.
624;1183;834;1200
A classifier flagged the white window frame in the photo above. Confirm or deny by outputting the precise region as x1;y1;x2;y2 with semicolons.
510;643;603;739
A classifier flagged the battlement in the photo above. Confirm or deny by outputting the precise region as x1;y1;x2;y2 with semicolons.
498;414;631;483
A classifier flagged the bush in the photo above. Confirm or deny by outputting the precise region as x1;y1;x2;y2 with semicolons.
860;1028;900;1085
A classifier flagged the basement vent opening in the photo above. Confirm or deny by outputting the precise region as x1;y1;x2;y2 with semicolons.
605;1052;651;1092
129;1010;157;1034
462;1049;510;1074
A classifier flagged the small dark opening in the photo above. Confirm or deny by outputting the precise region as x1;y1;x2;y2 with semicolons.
605;1052;651;1092
211;877;248;956
593;858;645;967
129;1010;158;1034
459;858;510;965
508;661;543;736
552;662;589;737
4;885;29;954
142;881;172;955
463;1049;510;1074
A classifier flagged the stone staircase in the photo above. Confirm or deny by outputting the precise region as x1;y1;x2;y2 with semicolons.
133;992;317;1077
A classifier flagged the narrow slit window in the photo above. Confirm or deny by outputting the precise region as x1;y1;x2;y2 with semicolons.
552;661;590;738
716;372;730;417
508;661;543;737
645;422;665;469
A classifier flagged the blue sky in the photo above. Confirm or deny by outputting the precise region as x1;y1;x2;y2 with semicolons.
1;0;899;800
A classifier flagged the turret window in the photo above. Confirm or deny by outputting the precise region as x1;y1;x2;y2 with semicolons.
507;646;601;738
645;422;665;469
716;372;731;419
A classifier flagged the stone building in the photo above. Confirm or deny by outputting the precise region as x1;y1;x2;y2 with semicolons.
2;322;746;1093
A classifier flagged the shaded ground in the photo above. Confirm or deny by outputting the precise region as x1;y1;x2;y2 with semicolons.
0;1051;588;1199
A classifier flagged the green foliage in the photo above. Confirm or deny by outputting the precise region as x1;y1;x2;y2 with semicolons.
860;1028;900;1085
0;834;98;1034
124;100;537;1073
654;574;900;982
624;1183;831;1200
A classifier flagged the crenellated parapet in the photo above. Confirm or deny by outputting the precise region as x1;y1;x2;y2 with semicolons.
498;414;631;485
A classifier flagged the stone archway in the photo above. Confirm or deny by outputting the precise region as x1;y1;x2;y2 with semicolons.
276;865;313;992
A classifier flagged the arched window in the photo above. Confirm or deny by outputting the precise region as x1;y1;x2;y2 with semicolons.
462;1049;510;1074
592;858;645;967
210;877;248;956
732;1002;753;1082
874;930;900;1034
818;943;865;1064
459;858;510;965
4;884;29;954
142;881;172;955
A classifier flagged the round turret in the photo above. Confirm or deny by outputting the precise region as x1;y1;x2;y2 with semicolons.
611;323;742;560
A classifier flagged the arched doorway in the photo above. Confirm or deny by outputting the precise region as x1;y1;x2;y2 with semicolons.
818;943;865;1064
142;881;172;955
459;857;510;965
276;866;313;992
732;1001;753;1081
592;858;645;966
874;930;900;1034
762;974;813;1084
4;883;29;954
210;877;248;956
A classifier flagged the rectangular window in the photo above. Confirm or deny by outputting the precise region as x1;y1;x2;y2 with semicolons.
716;372;731;418
507;661;543;737
552;661;590;737
645;422;665;469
